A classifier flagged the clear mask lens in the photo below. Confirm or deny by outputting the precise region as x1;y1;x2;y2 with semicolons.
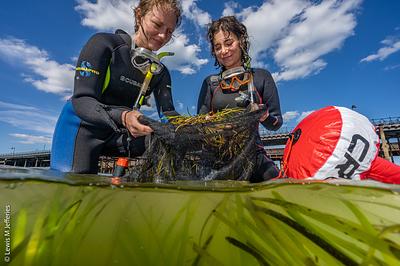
131;47;164;74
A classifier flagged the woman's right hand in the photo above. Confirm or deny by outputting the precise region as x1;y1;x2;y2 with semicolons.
122;110;153;137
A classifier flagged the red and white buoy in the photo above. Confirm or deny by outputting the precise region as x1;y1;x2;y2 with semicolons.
282;106;400;183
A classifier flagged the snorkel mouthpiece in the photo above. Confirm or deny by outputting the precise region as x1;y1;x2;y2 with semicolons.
131;48;174;75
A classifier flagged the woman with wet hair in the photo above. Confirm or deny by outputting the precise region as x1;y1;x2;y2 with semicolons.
51;0;182;173
197;16;283;182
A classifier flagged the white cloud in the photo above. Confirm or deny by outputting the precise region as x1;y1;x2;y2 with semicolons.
9;134;52;145
0;38;75;97
360;38;400;62
0;100;57;146
222;1;240;17
0;101;37;111
282;110;314;127
75;0;136;33
0;110;57;136
384;64;400;71
241;0;308;62
181;0;212;28
275;60;327;81
273;0;362;81
283;111;299;123
231;0;361;81
297;110;314;122
161;32;208;74
177;101;184;110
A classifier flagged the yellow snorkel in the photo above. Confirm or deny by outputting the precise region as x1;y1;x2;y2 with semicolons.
132;50;174;109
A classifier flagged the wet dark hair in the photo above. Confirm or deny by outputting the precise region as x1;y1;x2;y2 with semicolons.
207;16;251;69
134;0;182;32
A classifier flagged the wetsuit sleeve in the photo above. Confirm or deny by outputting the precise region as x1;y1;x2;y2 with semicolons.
152;68;179;117
197;78;211;114
259;69;283;131
72;33;128;130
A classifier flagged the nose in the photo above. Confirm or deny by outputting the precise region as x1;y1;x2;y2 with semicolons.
221;45;229;55
159;29;172;42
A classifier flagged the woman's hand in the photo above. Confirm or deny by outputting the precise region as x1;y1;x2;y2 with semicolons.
122;110;153;137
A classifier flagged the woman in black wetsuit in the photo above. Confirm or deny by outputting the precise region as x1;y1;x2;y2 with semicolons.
197;16;283;182
51;0;181;173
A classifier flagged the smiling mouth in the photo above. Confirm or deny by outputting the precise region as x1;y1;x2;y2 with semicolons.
152;39;163;46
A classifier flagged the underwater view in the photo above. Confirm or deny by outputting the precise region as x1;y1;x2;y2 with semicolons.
1;167;400;266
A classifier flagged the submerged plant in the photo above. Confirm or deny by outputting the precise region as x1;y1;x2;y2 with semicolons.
194;185;400;265
3;180;400;265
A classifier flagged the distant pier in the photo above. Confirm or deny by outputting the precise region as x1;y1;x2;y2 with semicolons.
0;151;50;168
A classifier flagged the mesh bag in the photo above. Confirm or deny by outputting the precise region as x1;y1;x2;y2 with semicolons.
129;106;267;182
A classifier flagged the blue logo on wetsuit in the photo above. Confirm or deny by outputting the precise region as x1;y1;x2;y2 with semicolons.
76;61;100;77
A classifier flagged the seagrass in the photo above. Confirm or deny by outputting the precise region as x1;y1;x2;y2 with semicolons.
130;106;267;182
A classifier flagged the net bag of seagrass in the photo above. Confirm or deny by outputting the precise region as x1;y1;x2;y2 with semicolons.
129;106;267;182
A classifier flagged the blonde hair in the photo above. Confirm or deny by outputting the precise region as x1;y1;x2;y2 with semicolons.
134;0;182;32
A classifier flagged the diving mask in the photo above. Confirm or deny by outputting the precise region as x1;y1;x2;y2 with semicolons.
131;47;170;75
219;66;251;92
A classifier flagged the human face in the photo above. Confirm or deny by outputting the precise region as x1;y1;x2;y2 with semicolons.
135;5;177;51
213;30;242;69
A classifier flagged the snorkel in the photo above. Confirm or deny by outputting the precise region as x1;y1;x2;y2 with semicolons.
131;48;174;109
247;71;256;104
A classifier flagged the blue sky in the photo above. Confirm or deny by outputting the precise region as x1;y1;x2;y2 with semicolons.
0;0;399;154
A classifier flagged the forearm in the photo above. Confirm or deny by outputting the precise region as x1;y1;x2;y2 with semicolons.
72;96;129;130
261;114;282;131
260;70;283;131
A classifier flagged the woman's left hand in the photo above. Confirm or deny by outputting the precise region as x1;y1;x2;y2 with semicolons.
122;110;153;137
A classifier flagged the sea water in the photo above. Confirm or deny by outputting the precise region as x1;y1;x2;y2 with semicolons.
0;167;400;265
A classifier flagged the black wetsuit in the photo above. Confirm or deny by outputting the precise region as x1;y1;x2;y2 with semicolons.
51;30;178;173
197;68;283;182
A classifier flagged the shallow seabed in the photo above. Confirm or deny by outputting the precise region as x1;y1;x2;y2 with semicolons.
0;167;400;265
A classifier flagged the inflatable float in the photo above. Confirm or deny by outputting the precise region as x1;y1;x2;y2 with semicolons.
281;106;400;184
